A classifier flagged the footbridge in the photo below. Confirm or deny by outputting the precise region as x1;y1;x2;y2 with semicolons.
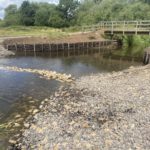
82;21;150;35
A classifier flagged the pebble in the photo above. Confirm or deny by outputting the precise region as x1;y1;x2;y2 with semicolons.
24;123;30;128
15;115;21;118
9;139;17;144
39;105;43;109
32;109;39;115
14;123;21;127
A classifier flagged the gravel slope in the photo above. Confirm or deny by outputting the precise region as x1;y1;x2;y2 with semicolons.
18;65;150;150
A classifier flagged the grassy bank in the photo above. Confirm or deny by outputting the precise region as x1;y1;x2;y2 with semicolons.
113;35;150;58
0;26;68;39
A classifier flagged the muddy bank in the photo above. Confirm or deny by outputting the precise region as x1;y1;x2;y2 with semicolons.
11;65;150;150
3;31;105;45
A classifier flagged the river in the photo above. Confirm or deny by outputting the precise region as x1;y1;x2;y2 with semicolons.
0;50;141;149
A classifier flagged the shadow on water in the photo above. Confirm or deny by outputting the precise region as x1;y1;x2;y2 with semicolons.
0;48;142;149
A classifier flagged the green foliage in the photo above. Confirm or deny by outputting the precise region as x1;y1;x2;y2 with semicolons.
113;35;150;57
76;0;150;25
35;8;49;26
2;0;150;27
35;3;54;26
48;11;65;28
58;0;80;26
0;19;4;27
20;1;37;26
4;4;20;26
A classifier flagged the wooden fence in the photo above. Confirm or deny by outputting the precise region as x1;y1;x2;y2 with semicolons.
82;20;150;35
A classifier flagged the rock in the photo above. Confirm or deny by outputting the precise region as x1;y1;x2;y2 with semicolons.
9;139;17;144
14;123;21;127
64;105;71;110
32;109;39;115
29;101;35;104
55;93;60;97
15;115;21;118
13;134;20;138
51;109;57;113
24;123;30;128
44;98;48;102
65;93;71;97
28;109;33;113
16;118;24;122
39;105;43;109
82;122;89;128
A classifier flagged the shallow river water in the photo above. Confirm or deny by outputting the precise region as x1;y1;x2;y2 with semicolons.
0;50;141;149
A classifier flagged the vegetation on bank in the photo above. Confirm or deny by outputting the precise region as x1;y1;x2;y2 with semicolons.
112;35;150;57
0;0;150;57
0;0;150;28
0;26;68;38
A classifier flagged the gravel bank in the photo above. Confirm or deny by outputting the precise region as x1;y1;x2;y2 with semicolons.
15;65;150;150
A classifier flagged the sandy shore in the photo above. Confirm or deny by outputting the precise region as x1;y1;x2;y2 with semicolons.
11;65;150;150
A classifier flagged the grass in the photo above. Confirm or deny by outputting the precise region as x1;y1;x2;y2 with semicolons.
112;35;150;58
0;26;69;39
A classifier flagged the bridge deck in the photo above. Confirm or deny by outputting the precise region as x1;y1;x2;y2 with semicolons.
104;30;150;35
82;21;150;35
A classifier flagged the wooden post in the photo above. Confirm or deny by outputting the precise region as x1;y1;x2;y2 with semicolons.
34;44;36;57
15;44;18;52
63;43;65;57
41;44;43;53
111;21;114;35
99;41;101;53
24;44;26;56
136;21;138;35
74;43;75;55
56;44;58;56
49;43;51;57
123;21;125;35
68;43;70;57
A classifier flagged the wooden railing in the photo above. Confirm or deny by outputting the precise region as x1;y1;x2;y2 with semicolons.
82;21;150;35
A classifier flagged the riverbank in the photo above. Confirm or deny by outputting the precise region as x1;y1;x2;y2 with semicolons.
0;29;107;57
0;37;15;57
13;64;150;150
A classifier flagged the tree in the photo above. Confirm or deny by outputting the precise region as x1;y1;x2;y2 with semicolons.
58;0;80;26
48;10;65;28
35;7;49;26
20;1;36;26
4;4;20;26
35;3;58;27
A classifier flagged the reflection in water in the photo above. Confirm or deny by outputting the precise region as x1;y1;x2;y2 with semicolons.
0;49;141;149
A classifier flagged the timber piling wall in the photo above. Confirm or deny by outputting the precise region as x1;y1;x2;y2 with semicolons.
6;40;117;52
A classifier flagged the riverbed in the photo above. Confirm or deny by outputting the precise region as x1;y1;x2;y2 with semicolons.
0;51;141;149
